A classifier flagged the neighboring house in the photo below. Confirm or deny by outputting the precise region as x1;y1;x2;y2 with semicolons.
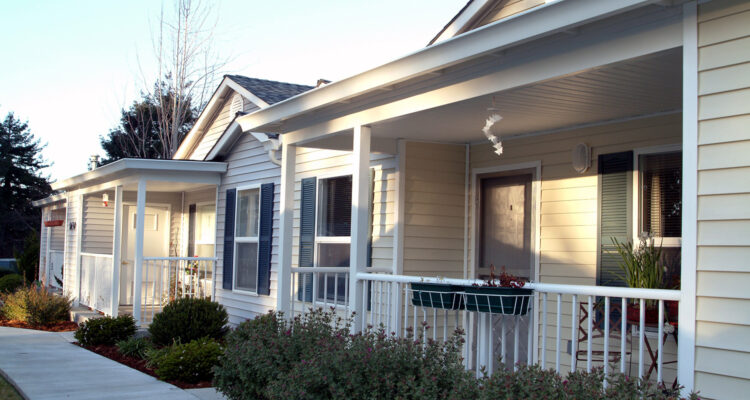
34;1;750;397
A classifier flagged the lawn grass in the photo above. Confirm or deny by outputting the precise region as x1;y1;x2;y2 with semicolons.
0;372;24;400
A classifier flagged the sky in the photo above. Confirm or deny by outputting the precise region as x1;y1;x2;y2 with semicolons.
0;0;463;182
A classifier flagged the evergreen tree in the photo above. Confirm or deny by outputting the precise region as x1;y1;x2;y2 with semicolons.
99;89;197;164
0;112;52;257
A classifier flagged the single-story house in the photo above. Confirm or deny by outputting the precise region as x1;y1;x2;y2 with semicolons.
34;0;750;397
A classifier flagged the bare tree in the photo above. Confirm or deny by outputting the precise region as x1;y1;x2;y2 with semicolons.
143;0;226;159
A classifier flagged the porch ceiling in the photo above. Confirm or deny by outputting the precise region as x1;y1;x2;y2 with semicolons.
370;48;682;144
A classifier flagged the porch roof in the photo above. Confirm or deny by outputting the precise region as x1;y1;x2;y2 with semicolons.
31;193;67;207
233;0;664;138
50;158;227;192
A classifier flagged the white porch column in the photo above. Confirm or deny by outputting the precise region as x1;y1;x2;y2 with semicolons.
44;217;51;286
133;179;147;325
678;0;698;393
276;143;296;315
110;185;123;317
350;125;371;330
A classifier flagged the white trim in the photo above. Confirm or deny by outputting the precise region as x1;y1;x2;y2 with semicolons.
212;188;219;300
233;185;262;295
430;0;495;45
678;1;697;393
225;79;271;109
631;143;683;246
394;140;406;276
110;185;123;317
276;143;297;313
470;160;542;364
51;159;227;191
73;194;84;306
32;193;67;207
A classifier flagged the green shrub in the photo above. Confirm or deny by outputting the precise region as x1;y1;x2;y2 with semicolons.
74;315;136;346
212;309;477;400
0;274;24;294
148;338;223;383
1;286;70;326
148;297;228;346
116;336;154;359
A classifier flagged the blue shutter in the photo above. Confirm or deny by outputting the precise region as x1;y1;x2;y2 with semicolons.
298;177;316;301
223;189;236;290
187;204;196;257
257;183;274;296
598;151;632;287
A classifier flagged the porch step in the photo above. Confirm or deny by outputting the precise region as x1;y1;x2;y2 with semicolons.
69;306;104;324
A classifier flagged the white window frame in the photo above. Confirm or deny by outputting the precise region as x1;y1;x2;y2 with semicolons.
189;201;216;254
314;173;352;304
233;184;262;295
632;144;683;247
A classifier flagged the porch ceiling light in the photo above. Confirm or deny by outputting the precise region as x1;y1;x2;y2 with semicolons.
482;110;503;156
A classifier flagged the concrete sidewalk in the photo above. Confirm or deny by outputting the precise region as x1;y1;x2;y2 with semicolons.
0;327;223;400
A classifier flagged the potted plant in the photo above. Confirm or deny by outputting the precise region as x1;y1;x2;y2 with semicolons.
612;235;676;324
410;278;464;310
463;265;532;315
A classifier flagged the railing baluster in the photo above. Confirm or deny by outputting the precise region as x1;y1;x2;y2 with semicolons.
658;299;664;384
621;297;627;374
403;285;409;337
443;309;448;342
432;308;437;341
387;282;392;334
571;294;578;372
334;273;339;309
587;295;593;372
639;298;645;379
556;293;561;373
378;281;384;328
514;315;520;371
603;296;610;384
291;272;296;317
323;272;329;309
489;313;495;373
541;292;548;368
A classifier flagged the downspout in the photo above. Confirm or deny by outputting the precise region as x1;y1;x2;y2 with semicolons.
268;148;282;166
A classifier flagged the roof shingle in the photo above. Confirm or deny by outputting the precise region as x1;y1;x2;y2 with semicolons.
226;75;314;105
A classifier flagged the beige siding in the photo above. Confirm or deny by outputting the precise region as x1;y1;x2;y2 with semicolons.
402;142;466;278
477;0;545;28
191;95;260;161
215;132;280;325
695;1;750;397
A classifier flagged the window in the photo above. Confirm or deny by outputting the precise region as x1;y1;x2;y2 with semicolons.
316;175;351;303
189;203;215;258
235;188;260;292
637;150;682;283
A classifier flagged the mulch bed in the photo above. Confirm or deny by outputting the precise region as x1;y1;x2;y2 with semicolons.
74;343;212;389
0;318;78;332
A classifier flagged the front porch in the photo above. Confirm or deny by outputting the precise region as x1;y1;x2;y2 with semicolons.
48;159;227;325
268;6;689;386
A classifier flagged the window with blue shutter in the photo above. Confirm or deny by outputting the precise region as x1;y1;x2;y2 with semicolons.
598;151;632;287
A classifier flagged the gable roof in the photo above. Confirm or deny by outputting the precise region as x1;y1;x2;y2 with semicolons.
174;75;314;160
226;75;315;105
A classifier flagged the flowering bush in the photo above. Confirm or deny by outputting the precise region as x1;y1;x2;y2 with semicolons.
212;308;476;400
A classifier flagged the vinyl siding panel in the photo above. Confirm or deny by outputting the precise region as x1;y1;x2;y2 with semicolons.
696;2;750;393
215;132;280;325
81;190;115;255
190;93;260;161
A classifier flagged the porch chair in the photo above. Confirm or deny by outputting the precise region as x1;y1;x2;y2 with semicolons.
575;300;631;366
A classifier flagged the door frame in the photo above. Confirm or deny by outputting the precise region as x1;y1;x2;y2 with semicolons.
470;161;541;364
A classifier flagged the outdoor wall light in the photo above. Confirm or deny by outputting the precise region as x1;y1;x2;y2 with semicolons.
572;143;591;173
102;193;109;207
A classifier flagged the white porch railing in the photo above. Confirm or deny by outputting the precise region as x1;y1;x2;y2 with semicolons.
139;257;215;324
79;253;114;313
290;270;681;386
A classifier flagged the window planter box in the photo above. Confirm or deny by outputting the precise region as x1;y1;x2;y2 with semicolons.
410;283;464;310
463;286;533;315
44;220;64;227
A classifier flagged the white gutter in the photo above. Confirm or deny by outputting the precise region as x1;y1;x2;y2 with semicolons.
51;159;228;191
31;193;67;208
235;0;657;133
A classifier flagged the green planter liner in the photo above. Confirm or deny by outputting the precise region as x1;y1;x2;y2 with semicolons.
410;283;464;310
463;286;533;315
